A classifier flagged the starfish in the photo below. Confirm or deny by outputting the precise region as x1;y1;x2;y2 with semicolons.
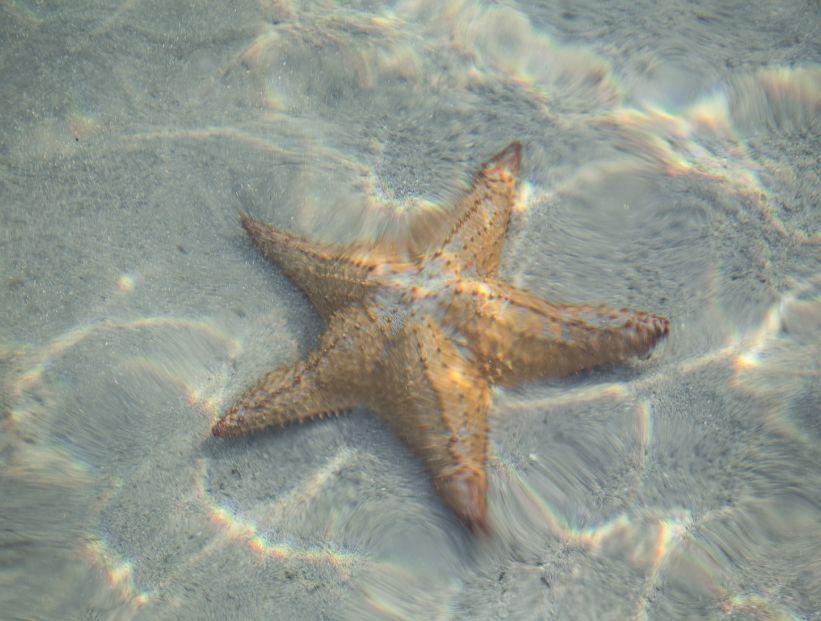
212;142;669;534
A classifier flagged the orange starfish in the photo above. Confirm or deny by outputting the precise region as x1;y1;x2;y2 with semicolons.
212;143;669;533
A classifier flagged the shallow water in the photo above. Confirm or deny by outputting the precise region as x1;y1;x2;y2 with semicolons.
1;1;819;620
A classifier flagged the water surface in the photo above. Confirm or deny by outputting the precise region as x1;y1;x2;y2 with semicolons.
1;1;819;619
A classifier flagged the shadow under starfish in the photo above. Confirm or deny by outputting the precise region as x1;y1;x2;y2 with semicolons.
212;142;669;534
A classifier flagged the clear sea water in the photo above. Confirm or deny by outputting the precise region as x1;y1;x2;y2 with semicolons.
1;1;818;619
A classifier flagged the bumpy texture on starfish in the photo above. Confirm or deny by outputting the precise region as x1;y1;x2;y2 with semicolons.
212;143;669;533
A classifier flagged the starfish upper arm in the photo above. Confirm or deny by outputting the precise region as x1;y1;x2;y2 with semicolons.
435;142;521;277
240;213;386;320
371;315;492;533
212;305;388;437
443;280;670;385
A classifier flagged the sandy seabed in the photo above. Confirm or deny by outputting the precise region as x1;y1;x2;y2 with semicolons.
1;1;819;620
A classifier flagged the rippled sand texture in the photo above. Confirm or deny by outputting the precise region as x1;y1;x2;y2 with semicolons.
1;1;819;620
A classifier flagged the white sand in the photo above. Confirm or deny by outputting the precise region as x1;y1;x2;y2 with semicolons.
1;1;818;619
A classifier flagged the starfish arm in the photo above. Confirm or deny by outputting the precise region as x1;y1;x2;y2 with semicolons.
240;213;386;320
212;305;388;437
430;142;521;277
370;315;492;533
443;280;669;385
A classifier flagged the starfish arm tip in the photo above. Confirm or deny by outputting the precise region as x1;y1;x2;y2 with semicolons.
436;466;490;535
487;141;522;177
637;311;670;350
211;414;243;438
